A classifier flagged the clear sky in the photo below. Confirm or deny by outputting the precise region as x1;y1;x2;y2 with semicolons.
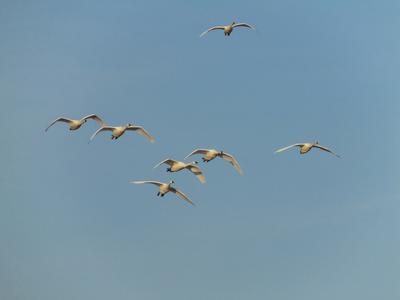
1;0;400;299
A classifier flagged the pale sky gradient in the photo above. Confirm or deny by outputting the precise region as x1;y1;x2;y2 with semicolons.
1;1;400;299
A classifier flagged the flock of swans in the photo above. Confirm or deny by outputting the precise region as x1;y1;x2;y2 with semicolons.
45;21;341;206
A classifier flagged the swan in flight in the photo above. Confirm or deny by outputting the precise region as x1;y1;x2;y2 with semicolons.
90;123;155;142
275;142;340;158
45;114;104;132
131;180;195;206
185;149;243;174
200;21;255;37
154;159;206;183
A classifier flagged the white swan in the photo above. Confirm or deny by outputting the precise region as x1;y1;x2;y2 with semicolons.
45;114;104;132
154;159;206;183
185;149;243;174
275;142;340;158
90;123;155;142
131;180;195;206
200;21;255;37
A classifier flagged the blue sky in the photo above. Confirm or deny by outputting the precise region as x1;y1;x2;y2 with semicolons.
1;0;400;299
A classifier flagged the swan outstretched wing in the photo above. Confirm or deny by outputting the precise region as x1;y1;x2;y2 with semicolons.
126;126;155;143
153;159;178;169
185;149;210;159
313;144;341;158
90;126;114;141
45;117;72;131
232;23;255;30
131;180;163;187
221;152;243;175
81;114;105;126
275;144;304;153
200;26;225;37
170;187;195;206
187;165;206;183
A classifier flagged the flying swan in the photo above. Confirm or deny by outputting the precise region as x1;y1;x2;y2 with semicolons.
275;142;340;158
131;180;195;206
185;149;243;174
90;123;155;142
153;159;206;183
45;114;104;132
200;21;255;37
